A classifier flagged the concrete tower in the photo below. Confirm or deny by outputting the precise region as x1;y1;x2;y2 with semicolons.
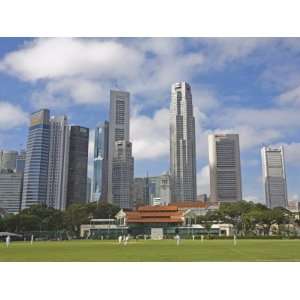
47;115;70;210
170;82;197;202
261;146;288;209
208;134;242;203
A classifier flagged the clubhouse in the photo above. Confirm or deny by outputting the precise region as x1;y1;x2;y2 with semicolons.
80;202;233;239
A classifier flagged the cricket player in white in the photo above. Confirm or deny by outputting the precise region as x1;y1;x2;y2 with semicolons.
124;235;129;246
31;234;34;245
175;234;180;246
6;235;10;248
233;234;237;246
118;235;122;244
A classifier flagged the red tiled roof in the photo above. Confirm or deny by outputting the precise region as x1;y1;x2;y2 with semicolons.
127;218;182;223
125;205;184;224
137;205;178;212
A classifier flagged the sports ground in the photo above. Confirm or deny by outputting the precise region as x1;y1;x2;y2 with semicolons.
1;239;300;262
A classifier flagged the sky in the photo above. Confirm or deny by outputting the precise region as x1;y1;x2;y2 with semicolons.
0;37;300;203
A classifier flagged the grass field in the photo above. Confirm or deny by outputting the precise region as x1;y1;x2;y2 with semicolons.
1;239;300;262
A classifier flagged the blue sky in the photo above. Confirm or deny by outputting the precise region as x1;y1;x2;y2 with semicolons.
1;37;300;203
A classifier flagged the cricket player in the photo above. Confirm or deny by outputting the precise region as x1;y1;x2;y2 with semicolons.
5;235;10;248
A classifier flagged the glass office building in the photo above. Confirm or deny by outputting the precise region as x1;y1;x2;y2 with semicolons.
22;109;50;209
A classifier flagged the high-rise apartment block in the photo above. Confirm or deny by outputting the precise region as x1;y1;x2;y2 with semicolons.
47;116;70;210
208;134;242;203
66;126;89;206
170;82;197;202
261;146;288;209
22;109;50;209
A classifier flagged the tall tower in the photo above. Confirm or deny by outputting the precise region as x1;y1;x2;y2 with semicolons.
170;82;197;202
92;121;109;202
261;146;288;209
22;109;50;209
47;115;70;210
208;134;242;203
66;126;89;207
107;90;134;208
0;150;18;171
16;150;26;174
111;141;134;209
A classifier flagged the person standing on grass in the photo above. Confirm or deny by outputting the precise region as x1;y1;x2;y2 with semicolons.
118;235;122;244
6;235;10;248
30;234;34;245
124;235;129;246
175;234;180;246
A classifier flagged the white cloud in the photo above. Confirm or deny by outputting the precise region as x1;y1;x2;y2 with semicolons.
0;101;28;130
0;38;211;110
0;38;144;81
131;108;169;160
31;78;109;108
197;165;210;195
215;107;300;130
277;85;300;107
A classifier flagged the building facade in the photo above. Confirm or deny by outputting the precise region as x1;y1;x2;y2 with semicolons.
159;172;171;205
47;116;70;210
22;109;50;209
92;121;109;202
170;82;197;202
66;126;89;206
111;141;134;209
16;150;26;174
107;90;134;208
0;150;18;171
133;177;147;206
0;169;23;214
208;134;242;203
261;146;288;209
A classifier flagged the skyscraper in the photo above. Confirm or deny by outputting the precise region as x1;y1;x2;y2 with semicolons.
107;90;134;208
22;109;50;209
0;169;23;214
47;115;70;210
133;177;147;206
111;140;134;209
66;126;89;207
92;121;109;202
86;177;92;203
0;150;18;171
208;134;242;203
170;82;197;202
16;150;26;174
159;172;171;205
261;146;288;209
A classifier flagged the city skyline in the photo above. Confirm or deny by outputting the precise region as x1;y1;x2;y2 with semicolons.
1;38;300;203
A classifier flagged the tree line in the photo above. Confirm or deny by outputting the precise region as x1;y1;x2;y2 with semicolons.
0;200;298;237
197;201;299;236
0;202;120;236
